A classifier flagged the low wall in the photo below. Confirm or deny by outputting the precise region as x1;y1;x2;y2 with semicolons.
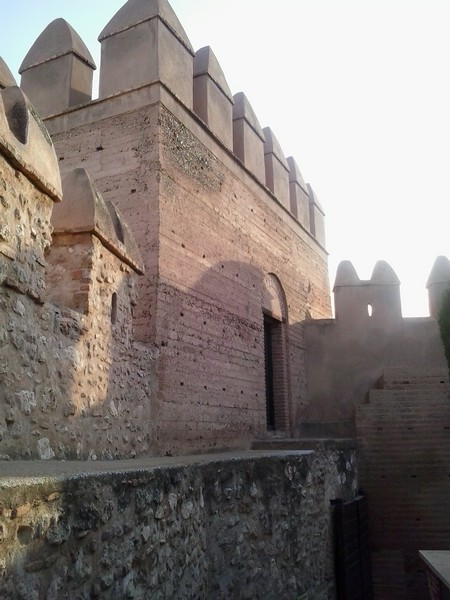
0;447;357;599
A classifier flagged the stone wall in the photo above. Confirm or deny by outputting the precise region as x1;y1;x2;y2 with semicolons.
0;87;157;461
0;447;358;600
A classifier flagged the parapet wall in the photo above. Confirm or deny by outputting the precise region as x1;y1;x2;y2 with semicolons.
0;447;357;599
302;260;449;434
18;0;325;244
0;86;157;460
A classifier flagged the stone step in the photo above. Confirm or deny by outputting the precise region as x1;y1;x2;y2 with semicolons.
368;389;450;403
379;367;449;390
251;437;355;451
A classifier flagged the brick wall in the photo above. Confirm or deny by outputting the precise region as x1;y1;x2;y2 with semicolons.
47;92;331;455
356;371;450;599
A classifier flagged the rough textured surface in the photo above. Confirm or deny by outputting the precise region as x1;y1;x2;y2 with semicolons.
7;0;330;458
303;261;447;435
0;448;358;599
49;97;331;455
0;115;157;460
356;369;450;600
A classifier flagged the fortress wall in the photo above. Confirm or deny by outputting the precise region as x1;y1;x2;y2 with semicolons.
14;0;331;454
47;85;330;454
0;87;157;460
156;106;330;453
302;261;447;434
50;104;162;342
0;447;357;600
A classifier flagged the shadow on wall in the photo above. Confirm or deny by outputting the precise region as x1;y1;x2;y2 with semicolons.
0;443;358;600
152;259;299;456
0;86;157;461
301;259;449;436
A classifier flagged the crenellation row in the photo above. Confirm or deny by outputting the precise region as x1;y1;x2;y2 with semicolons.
333;257;450;325
14;0;324;243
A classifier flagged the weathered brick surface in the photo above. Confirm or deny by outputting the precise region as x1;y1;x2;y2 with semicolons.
52;105;161;343
0;448;357;600
48;96;331;455
356;378;450;599
0;144;157;460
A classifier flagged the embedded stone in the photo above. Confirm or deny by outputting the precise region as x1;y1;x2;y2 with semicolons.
37;437;55;459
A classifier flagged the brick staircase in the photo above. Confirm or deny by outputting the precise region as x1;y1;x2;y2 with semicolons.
356;366;450;600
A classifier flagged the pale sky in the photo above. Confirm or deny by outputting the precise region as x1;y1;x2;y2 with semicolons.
2;0;450;316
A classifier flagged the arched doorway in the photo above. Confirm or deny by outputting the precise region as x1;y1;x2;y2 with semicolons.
262;274;290;433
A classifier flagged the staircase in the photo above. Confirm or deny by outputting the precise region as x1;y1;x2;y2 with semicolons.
356;366;450;600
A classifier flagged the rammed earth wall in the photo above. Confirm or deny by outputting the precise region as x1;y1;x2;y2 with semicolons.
0;446;357;600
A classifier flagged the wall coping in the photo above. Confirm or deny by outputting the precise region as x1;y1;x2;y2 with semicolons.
0;450;314;487
419;550;450;590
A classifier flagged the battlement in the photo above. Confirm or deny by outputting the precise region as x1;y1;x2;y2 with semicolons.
427;255;450;318
0;0;332;458
17;0;324;240
333;258;450;324
0;85;61;202
333;260;402;328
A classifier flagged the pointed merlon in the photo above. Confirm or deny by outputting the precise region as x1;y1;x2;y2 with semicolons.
427;256;450;318
19;19;95;118
286;156;310;227
232;92;266;181
263;127;290;209
0;86;62;201
193;46;234;148
194;47;233;101
333;261;361;291
106;201;144;274
287;156;306;189
98;0;194;106
426;255;450;288
98;0;193;52
232;93;265;141
0;58;17;88
20;18;95;73
307;184;326;246
307;183;325;215
370;260;400;286
263;128;289;169
53;168;143;273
